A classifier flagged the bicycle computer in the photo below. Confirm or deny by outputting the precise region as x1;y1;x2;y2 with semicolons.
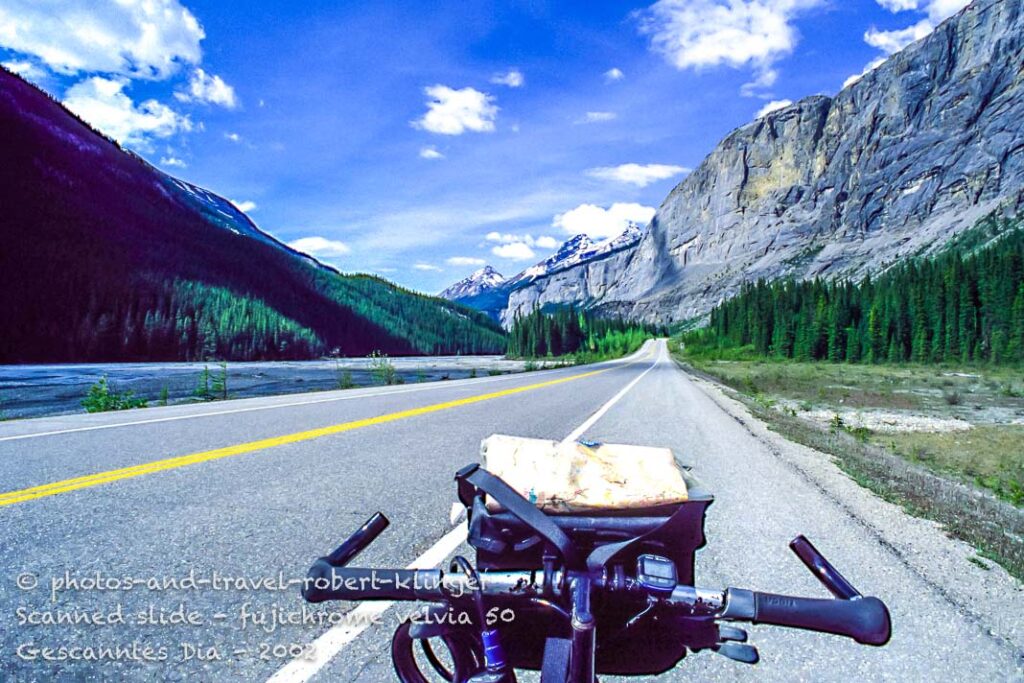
636;554;677;594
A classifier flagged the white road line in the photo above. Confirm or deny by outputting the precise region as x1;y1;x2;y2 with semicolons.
265;340;663;683
265;523;469;683
561;340;662;444
0;366;588;443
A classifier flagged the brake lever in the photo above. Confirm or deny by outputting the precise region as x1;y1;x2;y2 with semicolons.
713;642;759;664
717;625;747;642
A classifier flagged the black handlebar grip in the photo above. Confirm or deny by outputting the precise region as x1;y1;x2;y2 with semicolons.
302;559;443;603
752;591;891;646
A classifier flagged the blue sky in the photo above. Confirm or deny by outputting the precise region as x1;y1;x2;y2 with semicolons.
0;0;968;292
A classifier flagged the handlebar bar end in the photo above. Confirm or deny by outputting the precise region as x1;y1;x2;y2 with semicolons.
325;512;389;568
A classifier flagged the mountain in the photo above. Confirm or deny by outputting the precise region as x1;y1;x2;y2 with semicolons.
439;265;506;300
514;225;642;282
503;0;1024;327
0;67;505;362
440;224;643;323
437;266;510;321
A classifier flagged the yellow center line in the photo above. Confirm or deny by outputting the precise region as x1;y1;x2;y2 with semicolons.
0;366;611;508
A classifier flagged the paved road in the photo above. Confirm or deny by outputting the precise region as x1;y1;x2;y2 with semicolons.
1;340;1020;682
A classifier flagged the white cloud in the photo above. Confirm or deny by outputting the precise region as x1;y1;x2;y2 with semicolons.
842;57;886;88
175;67;237;108
740;67;779;97
587;163;688;187
288;236;351;258
2;59;47;82
863;1;968;60
486;232;519;243
864;19;933;54
63;76;191;147
160;156;187;168
638;0;824;96
490;69;524;88
412;85;498;135
576;111;617;124
232;200;257;213
414;263;443;272
491;243;536;261
604;67;625;82
224;132;242;143
485;232;560;260
446;256;486;266
419;146;444;159
754;99;792;118
553;203;656;240
923;0;970;22
876;0;919;11
0;0;204;80
485;233;559;249
875;0;968;22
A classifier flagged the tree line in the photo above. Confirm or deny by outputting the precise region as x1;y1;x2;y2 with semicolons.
507;306;662;360
0;64;507;363
681;213;1024;364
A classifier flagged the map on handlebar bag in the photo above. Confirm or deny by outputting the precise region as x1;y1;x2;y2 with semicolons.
481;434;690;514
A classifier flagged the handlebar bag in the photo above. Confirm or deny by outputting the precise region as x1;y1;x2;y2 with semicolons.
467;434;712;580
459;436;715;674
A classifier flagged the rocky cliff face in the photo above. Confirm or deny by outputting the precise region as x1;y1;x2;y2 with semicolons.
441;225;643;322
504;0;1024;326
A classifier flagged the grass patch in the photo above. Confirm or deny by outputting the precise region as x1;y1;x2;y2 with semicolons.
675;352;1024;580
875;427;1024;506
967;556;991;571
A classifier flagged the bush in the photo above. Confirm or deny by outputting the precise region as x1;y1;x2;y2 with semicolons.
369;350;398;385
82;376;147;413
195;366;211;400
211;361;228;400
336;361;355;389
943;390;963;405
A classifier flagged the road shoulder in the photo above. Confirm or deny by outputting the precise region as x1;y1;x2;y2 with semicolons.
681;368;1024;655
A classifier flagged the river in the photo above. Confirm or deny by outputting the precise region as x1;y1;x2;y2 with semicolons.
0;355;544;420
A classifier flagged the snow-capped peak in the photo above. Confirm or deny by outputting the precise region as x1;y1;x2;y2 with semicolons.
439;265;506;300
439;223;645;307
511;223;645;285
470;265;506;287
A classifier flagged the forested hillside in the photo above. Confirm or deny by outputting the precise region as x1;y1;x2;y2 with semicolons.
0;67;505;362
507;307;660;360
681;213;1024;364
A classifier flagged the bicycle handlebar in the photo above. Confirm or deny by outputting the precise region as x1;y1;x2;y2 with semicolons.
303;514;890;649
301;562;890;646
720;588;890;646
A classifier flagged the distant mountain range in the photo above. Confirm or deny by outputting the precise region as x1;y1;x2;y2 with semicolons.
439;223;643;321
0;67;505;362
449;0;1024;328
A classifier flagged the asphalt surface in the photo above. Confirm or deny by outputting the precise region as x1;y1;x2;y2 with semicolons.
1;340;1021;682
